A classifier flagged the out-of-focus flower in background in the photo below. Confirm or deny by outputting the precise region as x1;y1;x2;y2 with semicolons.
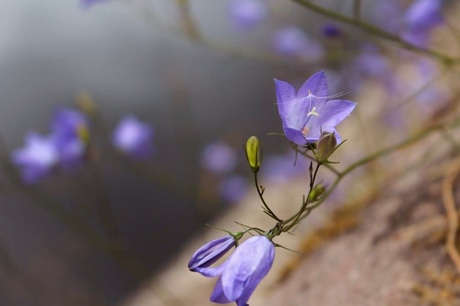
51;109;90;168
402;0;443;47
112;116;154;160
201;141;237;175
219;175;249;204
271;26;324;62
321;22;342;39
228;0;268;30
12;132;58;184
80;0;107;8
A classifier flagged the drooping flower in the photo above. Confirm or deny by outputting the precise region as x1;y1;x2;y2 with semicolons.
272;26;324;62
201;141;237;174
188;236;236;276
51;109;90;168
402;0;443;47
112;116;154;160
12;132;58;184
228;0;268;29
208;236;274;306
275;70;356;146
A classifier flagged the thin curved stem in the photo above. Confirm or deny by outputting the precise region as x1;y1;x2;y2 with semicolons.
254;173;282;222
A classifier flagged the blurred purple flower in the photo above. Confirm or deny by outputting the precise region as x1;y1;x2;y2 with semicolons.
12;132;58;184
271;26;324;61
402;0;443;46
348;46;397;93
219;175;248;204
113;116;154;160
188;236;236;276
321;23;342;38
201;141;237;174
208;236;274;306
51;109;89;168
228;0;268;29
275;70;357;146
260;151;309;183
81;0;107;8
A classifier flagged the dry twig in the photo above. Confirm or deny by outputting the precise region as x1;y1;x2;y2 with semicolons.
442;167;460;273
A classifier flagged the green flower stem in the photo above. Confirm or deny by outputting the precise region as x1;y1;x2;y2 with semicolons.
282;162;321;232
254;173;282;222
291;0;460;65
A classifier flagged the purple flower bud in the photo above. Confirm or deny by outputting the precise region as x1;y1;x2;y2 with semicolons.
229;0;268;29
112;116;154;160
188;236;236;276
209;236;274;306
12;132;58;184
275;70;356;146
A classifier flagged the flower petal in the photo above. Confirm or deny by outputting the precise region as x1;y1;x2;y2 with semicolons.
297;70;328;100
315;99;357;129
275;78;296;122
210;277;232;303
221;236;274;303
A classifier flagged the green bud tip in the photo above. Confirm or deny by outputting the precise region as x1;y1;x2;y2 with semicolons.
308;183;326;202
245;136;262;173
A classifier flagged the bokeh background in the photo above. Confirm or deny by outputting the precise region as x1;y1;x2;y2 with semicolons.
0;0;459;305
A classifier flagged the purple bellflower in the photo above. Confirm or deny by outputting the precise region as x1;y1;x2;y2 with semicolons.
275;70;356;146
402;0;443;47
203;236;274;306
12;132;58;184
51;109;90;168
229;0;268;29
188;235;236;276
112;116;154;160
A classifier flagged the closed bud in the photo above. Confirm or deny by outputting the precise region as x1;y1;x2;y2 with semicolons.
245;136;262;173
316;132;337;164
308;183;326;202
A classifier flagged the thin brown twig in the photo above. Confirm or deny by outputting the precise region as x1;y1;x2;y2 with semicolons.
441;167;460;273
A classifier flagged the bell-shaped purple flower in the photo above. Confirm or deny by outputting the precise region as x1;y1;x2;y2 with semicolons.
51;109;90;168
209;236;274;306
112;116;154;160
188;235;236;276
275;70;356;146
12;132;59;184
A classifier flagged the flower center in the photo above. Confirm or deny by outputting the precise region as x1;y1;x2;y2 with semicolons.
301;126;310;136
307;106;319;117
